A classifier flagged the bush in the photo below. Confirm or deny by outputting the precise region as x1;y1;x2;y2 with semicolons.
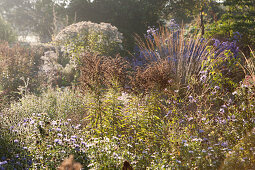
0;87;89;169
4;87;88;122
0;42;42;106
132;27;237;94
0;112;89;169
39;50;78;88
0;16;16;42
54;21;123;57
79;53;130;93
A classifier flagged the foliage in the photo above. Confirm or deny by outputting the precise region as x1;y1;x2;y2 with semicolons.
0;0;68;43
206;0;255;53
0;87;89;168
132;27;239;93
39;50;78;88
162;0;224;34
0;112;89;169
4;87;87;122
242;49;255;86
0;16;16;42
0;15;254;170
54;21;123;57
67;0;168;51
0;42;42;107
79;53;129;92
0;125;32;169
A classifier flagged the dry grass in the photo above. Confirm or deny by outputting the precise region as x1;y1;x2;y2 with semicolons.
79;53;130;92
58;155;82;170
133;27;219;93
242;48;255;86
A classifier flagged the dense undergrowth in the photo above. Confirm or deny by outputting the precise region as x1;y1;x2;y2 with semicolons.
0;24;254;169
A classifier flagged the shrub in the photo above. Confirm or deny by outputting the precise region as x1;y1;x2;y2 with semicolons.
39;50;77;88
54;21;123;57
132;27;233;94
0;112;89;169
242;49;255;86
0;16;16;42
4;87;87;122
0;42;42;106
79;53;130;93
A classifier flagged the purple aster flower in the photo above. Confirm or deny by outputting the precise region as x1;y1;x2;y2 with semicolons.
221;142;228;147
182;140;187;143
54;139;62;144
30;120;35;124
57;133;63;137
0;161;8;165
215;86;220;90
51;121;57;126
199;129;204;133
75;124;81;129
71;135;77;139
187;117;194;121
219;108;225;114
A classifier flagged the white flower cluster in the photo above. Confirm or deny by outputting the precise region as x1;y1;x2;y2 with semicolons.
54;21;123;55
39;50;76;87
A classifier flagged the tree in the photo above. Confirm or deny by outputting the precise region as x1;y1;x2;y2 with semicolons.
0;16;16;42
67;0;168;51
163;0;224;35
207;0;255;53
0;0;68;43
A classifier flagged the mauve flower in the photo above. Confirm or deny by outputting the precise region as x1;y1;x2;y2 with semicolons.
57;133;63;137
14;139;19;143
51;121;57;125
81;141;86;146
30;120;35;124
71;135;77;139
221;142;228;147
213;39;220;47
199;129;204;133
54;139;62;144
215;86;220;90
182;140;187;143
232;91;238;95
39;121;43;126
219;108;225;114
0;161;7;165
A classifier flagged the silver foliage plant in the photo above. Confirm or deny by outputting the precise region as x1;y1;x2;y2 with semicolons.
39;50;76;87
53;21;123;57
